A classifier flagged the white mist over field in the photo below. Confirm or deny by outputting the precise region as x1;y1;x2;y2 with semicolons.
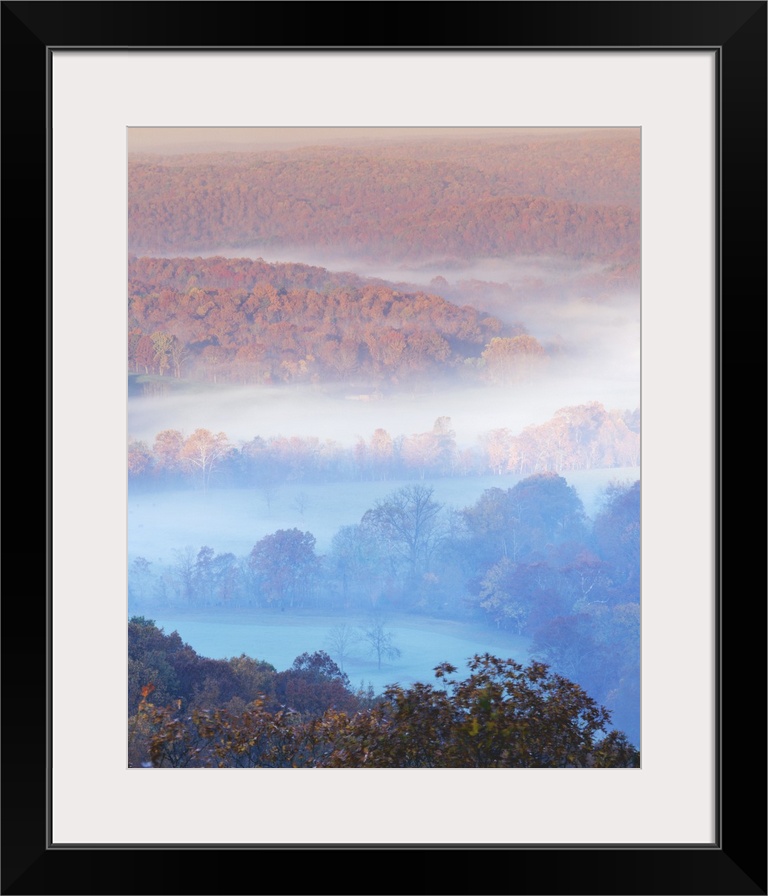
129;252;639;449
127;468;640;564
128;375;636;451
146;249;637;423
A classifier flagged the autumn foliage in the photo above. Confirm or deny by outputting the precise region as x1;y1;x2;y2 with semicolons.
128;132;640;264
127;255;520;387
131;651;638;769
127;403;639;492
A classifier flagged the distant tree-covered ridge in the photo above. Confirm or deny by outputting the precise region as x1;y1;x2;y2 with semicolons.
128;132;639;263
129;621;638;769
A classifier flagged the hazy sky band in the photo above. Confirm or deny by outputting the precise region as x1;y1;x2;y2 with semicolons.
127;125;637;154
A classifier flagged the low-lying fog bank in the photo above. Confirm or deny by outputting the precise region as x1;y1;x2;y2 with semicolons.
128;376;639;450
128;468;639;564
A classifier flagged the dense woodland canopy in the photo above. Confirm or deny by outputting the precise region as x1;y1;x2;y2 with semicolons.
127;131;639;388
128;255;529;386
128;131;640;265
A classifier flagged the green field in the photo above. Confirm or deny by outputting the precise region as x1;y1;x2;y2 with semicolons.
147;606;532;693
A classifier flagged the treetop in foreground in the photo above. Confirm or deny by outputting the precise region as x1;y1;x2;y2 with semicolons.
321;653;638;768
134;653;638;769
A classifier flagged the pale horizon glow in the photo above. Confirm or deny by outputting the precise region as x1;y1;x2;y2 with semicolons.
127;125;633;154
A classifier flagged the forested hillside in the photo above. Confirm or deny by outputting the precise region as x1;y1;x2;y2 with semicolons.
128;255;532;386
128;131;640;264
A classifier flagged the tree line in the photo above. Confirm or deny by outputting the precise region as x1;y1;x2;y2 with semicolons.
127;403;640;490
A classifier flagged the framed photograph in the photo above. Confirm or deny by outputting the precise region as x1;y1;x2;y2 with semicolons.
6;2;764;893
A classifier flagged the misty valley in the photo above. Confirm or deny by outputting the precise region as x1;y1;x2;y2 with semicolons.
127;127;641;768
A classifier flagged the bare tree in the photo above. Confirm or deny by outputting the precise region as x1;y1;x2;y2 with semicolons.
361;484;444;582
129;557;154;606
360;615;401;671
324;623;360;674
180;429;231;494
292;492;310;517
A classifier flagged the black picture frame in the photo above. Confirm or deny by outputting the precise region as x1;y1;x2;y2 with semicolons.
4;2;765;894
